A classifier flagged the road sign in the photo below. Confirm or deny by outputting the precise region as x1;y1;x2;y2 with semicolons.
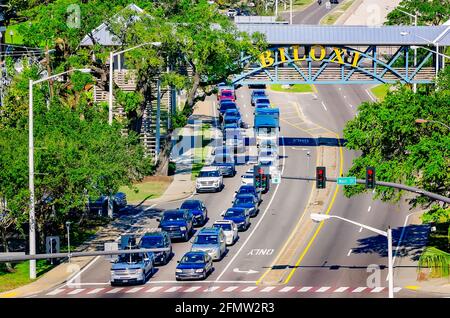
337;177;357;185
272;172;281;184
325;1;331;9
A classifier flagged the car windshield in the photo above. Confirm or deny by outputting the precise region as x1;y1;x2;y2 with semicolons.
224;118;238;124
181;201;201;210
235;197;253;205
256;99;270;104
140;236;164;248
239;188;254;194
199;170;220;178
214;155;234;163
162;212;185;222
225;209;244;217
214;223;232;231
117;253;144;264
181;254;205;264
194;234;218;245
222;91;233;97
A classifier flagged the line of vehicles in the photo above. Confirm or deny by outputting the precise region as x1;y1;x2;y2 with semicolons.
110;84;281;285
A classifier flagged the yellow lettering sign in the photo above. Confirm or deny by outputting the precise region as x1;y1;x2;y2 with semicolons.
259;50;275;67
309;45;326;61
351;51;361;68
292;45;306;61
278;47;288;63
330;48;345;65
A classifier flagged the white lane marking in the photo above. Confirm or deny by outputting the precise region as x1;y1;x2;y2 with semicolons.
343;95;347;99
241;286;258;292
352;287;367;293
67;282;110;286
366;88;377;102
222;286;239;292
367;206;372;212
184;286;201;293
215;145;286;281
347;249;352;256
371;287;385;293
146;280;257;284
349;104;353;108
243;104;247;108
359;227;363;233
316;287;331;293
334;287;349;293
260;286;275;292
145;286;163;293
46;289;66;296
67;288;84;295
87;288;105;294
338;87;342;91
246;114;249;118
279;286;295;292
298;287;313;292
312;94;318;99
106;287;123;294
66;255;100;286
126;287;145;293
165;286;182;293
204;286;220;292
394;287;402;293
321;101;328;111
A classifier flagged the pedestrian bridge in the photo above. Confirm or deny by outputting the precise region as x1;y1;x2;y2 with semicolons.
232;24;450;85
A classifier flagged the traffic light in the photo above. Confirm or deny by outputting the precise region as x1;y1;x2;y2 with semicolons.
254;165;264;188
316;166;326;189
366;166;376;189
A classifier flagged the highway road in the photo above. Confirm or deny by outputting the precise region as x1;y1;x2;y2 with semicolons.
36;2;435;299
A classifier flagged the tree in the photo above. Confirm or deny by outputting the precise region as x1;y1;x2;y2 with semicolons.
342;67;450;217
385;0;450;26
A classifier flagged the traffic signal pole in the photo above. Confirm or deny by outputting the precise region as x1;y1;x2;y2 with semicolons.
283;176;450;204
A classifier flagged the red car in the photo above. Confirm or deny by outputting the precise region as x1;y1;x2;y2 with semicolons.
218;89;235;102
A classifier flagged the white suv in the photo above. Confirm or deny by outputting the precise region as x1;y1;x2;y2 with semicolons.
196;166;224;193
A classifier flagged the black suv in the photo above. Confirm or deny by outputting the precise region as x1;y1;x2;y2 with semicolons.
158;209;194;242
139;231;173;265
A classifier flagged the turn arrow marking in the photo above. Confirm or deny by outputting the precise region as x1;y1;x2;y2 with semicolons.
233;268;259;275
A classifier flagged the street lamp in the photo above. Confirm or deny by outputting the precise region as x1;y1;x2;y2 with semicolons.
28;68;91;279
396;9;418;93
108;42;161;125
65;221;71;263
310;213;394;298
415;118;450;130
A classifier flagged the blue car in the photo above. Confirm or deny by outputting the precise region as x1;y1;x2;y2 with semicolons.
175;251;214;281
158;209;194;242
222;207;250;231
219;101;238;115
235;185;262;204
180;199;208;227
222;115;242;130
224;109;241;120
251;90;267;106
232;194;259;217
254;97;271;108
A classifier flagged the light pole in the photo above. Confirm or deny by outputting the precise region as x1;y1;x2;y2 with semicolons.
28;68;91;279
306;151;311;181
310;213;394;298
397;9;418;93
108;42;161;125
65;221;71;263
415;118;450;131
289;0;293;24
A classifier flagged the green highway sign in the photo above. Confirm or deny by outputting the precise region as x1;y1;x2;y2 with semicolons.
337;177;357;185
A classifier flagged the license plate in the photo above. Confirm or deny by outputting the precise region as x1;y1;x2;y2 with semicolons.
122;280;128;283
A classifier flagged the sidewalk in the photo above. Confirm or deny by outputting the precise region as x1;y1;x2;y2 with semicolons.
0;98;220;298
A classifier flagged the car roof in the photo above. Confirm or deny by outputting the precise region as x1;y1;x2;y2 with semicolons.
252;90;266;94
214;219;234;224
184;251;207;257
142;231;165;237
227;207;248;212
239;185;256;190
201;166;220;172
164;209;186;214
235;193;255;198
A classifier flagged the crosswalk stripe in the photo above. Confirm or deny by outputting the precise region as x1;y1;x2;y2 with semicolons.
145;286;163;293
315;287;331;293
184;286;201;293
126;287;145;293
298;287;313;292
165;286;182;293
279;286;295;292
67;288;84;295
204;286;220;292
222;286;239;292
241;286;258;292
87;288;105;295
106;288;123;294
46;289;66;296
333;287;349;293
352;287;367;293
261;286;276;292
371;287;385;293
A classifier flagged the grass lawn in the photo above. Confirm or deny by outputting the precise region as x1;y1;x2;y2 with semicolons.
5;24;25;45
119;176;173;203
191;123;213;179
321;0;355;25
0;260;53;293
270;84;314;93
426;222;450;254
370;84;390;101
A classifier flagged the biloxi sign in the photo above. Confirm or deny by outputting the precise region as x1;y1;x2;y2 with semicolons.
258;45;362;68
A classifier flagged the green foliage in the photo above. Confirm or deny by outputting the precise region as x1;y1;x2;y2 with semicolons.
115;90;144;113
343;67;450;210
421;206;450;224
385;0;450;26
171;110;189;129
418;247;450;278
